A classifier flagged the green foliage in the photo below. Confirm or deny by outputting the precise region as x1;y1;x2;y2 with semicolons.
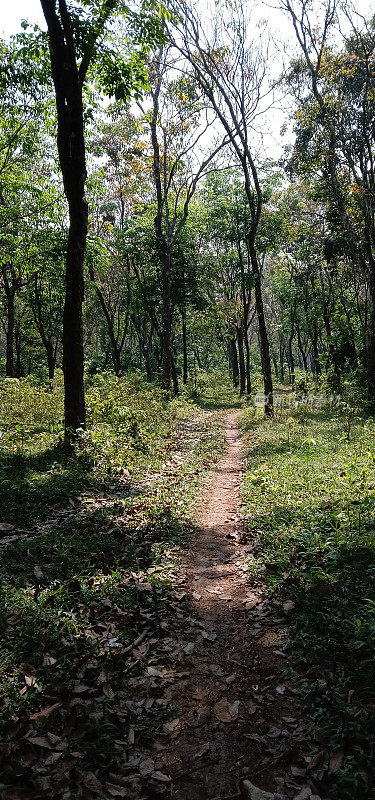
241;406;375;798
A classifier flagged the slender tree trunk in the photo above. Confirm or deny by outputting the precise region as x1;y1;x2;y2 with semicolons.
279;340;285;383
5;291;15;377
230;337;239;388
171;353;179;396
366;277;375;400
90;275;122;375
47;341;56;382
237;323;246;395
297;329;308;372
15;320;22;378
160;248;172;394
311;330;321;376
248;241;273;414
182;308;188;385
288;336;295;388
244;325;251;394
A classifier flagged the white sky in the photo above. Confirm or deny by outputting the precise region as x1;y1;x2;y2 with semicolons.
1;0;45;36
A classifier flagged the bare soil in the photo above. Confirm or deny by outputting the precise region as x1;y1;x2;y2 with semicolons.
153;413;308;800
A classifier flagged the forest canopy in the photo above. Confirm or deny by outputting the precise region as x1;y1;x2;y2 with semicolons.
0;0;373;427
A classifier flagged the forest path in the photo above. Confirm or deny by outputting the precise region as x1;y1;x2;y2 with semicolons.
160;412;305;800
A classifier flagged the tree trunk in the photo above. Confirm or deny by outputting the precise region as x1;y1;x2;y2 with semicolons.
248;241;273;414
288;336;295;388
41;0;88;434
311;330;321;376
63;197;87;430
237;324;246;395
171;353;179;396
5;290;15;377
230;337;239;388
279;340;285;383
182;308;188;385
47;341;56;382
244;324;251;394
367;277;375;401
161;249;172;394
15;320;22;378
91;277;122;375
297;329;308;372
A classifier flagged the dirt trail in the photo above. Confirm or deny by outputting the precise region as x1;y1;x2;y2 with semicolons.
161;412;305;800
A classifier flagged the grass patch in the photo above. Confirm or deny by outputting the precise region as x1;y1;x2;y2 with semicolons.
241;405;375;800
0;373;224;798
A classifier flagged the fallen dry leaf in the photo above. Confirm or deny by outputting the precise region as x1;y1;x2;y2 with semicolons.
329;749;344;773
194;742;210;758
151;771;171;783
28;736;54;750
213;698;236;723
163;718;180;734
29;703;62;722
242;780;274;800
139;757;155;776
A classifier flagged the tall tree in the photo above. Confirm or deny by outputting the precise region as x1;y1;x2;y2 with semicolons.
170;0;275;413
40;0;164;430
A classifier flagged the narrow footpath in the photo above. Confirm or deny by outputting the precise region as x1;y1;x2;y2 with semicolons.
160;413;308;800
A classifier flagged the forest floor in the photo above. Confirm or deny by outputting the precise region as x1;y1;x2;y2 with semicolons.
160;412;308;800
1;383;375;800
162;413;312;800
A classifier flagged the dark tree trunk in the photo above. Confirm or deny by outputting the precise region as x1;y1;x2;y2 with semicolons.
288;336;295;387
15;320;22;378
40;0;112;433
159;246;172;394
63;198;87;429
194;348;202;369
230;337;239;388
171;353;179;396
90;275;122;375
182;308;188;385
311;330;321;376
367;277;375;398
47;341;56;382
5;291;15;377
144;347;152;382
244;325;251;394
279;340;285;383
248;241;273;414
237;324;246;395
297;329;308;372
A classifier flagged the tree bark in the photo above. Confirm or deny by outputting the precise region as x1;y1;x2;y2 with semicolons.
171;352;179;395
244;324;251;394
237;323;246;395
230;337;239;388
279;338;285;383
248;241;273;414
182;307;188;385
40;0;112;432
288;335;295;387
15;319;22;378
5;290;15;378
367;278;375;399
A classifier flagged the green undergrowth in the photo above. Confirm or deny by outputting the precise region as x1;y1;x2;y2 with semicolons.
182;368;248;410
0;373;224;797
0;372;217;527
240;404;375;800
